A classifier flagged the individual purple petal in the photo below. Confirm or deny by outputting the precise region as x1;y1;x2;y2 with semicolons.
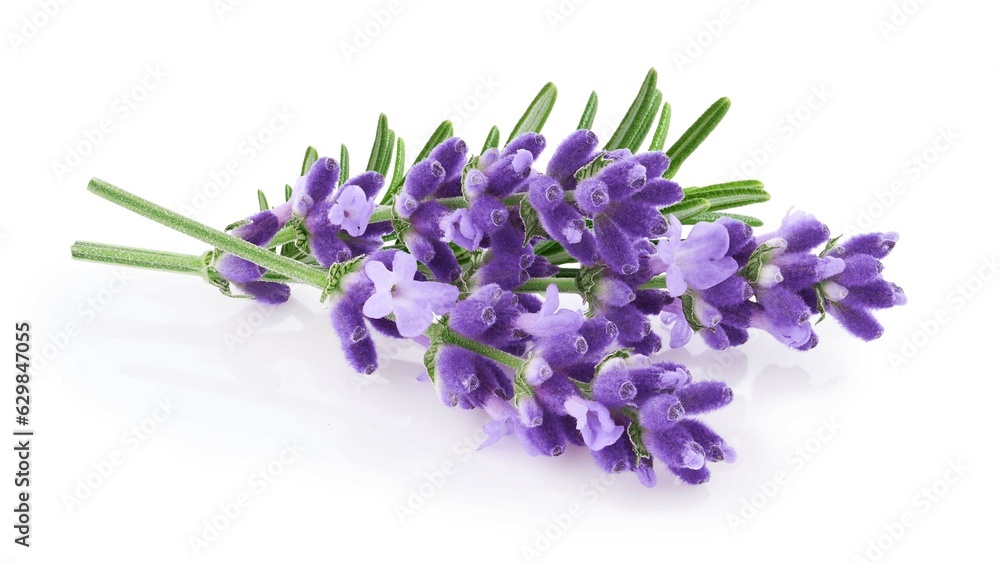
639;393;685;433
331;298;378;374
574;178;611;215
439;208;484;251
342;171;385;200
546;130;599;186
484;149;534;197
838;232;899;259
659;300;694;348
647;424;705;470
837;254;883;287
597;159;647;201
675;381;734;414
674;221;739;290
469;195;509;233
328;184;375;237
594;278;635;307
594;214;639;275
502;132;547;159
563;395;625;451
634;177;683;207
428;137;469;181
515;284;584;337
301;156;340;202
829;303;884;341
633;151;671;178
591;433;637;475
217;254;264;283
403;159;446;200
239;281;290;304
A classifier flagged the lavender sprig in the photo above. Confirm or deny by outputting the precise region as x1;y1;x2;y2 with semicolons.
70;69;905;487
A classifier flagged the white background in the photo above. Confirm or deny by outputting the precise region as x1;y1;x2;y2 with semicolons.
2;0;997;560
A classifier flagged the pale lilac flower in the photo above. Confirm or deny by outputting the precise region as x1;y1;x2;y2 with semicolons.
514;284;584;337
328;184;375;237
563;395;624;451
439;208;484;251
362;252;459;337
659;300;693;348
652;215;739;296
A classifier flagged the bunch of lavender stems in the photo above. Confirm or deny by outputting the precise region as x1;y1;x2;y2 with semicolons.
71;69;904;486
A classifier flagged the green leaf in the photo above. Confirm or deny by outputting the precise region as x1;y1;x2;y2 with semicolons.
300;146;319;176
257;189;268;211
375;129;395;177
648;101;671;151
507;82;557;144
680;294;703;331
577;91;598;130
574;152;615;182
593;347;634;377
389;137;406;190
814;285;827;323
604;68;658;151
665;97;731;179
683;211;764;227
689;186;770;212
662;198;711;221
684;179;764;196
623;88;662;153
284;184;292;202
481;126;500;154
741;239;784;283
339;144;350;186
423;338;440;384
365;113;390;173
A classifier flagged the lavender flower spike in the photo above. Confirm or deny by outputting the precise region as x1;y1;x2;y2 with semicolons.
362;252;460;337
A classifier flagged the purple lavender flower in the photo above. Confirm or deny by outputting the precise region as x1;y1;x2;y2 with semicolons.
651;215;739;296
563;395;624;450
328;184;375;237
361;251;459;337
515;284;584;337
439;208;484;251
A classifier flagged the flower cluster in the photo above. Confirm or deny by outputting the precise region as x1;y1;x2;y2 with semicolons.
208;128;904;487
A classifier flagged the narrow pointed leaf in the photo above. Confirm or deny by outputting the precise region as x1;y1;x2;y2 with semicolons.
577;91;598;130
390;137;406;189
300;146;318;176
665;97;731;179
623;89;662;153
374;129;395;177
482;125;500;154
507;82;557;144
339;144;350;186
284;184;292;201
648;102;671;151
257;189;268;211
684;211;764;227
684;180;764;196
661;198;711;221
366;113;390;172
695;187;770;211
604;68;657;151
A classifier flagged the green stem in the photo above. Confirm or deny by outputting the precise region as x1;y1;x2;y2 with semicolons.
86;178;328;288
516;277;577;293
71;241;204;274
639;277;667;290
428;324;524;370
